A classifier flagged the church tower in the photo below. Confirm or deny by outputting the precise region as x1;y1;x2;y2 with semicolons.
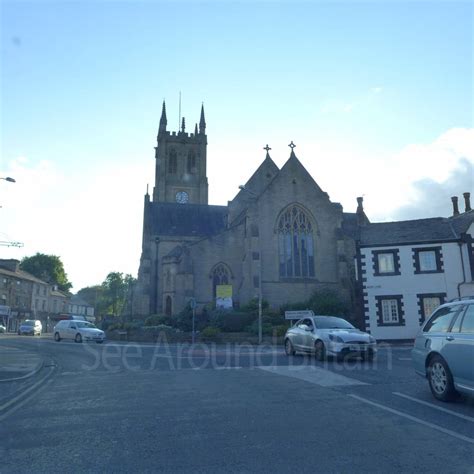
152;101;209;205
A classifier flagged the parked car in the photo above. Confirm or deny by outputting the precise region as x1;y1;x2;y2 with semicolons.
284;315;377;361
412;298;474;402
53;320;105;344
18;320;42;336
0;324;6;333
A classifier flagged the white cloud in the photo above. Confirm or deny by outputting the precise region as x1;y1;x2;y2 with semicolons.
1;156;152;291
1;127;471;292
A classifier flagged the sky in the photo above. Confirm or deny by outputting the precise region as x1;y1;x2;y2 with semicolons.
1;0;473;292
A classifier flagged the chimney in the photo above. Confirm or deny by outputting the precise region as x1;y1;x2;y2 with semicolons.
451;196;460;216
356;196;369;226
463;192;471;212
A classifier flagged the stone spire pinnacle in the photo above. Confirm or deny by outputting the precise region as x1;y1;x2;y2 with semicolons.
194;123;198;135
199;103;206;134
159;100;167;134
263;144;272;159
288;141;296;158
181;117;186;133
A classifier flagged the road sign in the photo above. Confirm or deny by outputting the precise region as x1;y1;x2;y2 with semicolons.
285;310;314;320
189;297;197;309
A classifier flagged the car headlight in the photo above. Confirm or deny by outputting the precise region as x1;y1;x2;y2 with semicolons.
329;334;344;343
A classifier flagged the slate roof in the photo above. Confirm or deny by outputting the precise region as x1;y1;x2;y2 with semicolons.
0;266;47;284
146;202;228;237
359;211;474;247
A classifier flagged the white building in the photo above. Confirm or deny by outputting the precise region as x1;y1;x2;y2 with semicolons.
356;195;473;341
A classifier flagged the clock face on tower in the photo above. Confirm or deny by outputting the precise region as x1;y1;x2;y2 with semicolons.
175;191;189;204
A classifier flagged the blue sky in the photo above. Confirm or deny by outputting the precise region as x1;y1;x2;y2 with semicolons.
1;1;472;290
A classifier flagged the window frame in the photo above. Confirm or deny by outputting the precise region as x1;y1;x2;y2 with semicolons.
372;249;401;276
416;292;446;325
375;295;405;327
412;246;443;274
277;204;315;280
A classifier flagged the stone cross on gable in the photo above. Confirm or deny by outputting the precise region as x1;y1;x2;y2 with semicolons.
288;141;296;150
263;144;271;152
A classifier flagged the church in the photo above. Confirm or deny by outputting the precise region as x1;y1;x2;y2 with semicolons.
133;101;365;320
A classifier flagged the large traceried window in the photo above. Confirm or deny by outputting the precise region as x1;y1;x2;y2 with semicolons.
277;205;315;278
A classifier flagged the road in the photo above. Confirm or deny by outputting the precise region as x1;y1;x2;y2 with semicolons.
0;335;473;473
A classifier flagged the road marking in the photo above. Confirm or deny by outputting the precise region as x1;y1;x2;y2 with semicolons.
398;357;412;361
258;365;368;387
393;392;474;422
348;394;474;445
0;362;54;413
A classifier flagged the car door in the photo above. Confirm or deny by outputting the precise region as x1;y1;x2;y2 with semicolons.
299;318;315;351
290;320;305;350
442;304;474;391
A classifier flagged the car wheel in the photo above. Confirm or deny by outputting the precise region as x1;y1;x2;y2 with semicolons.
54;332;61;342
428;355;457;402
314;340;326;361
75;333;83;343
284;338;295;356
96;340;104;344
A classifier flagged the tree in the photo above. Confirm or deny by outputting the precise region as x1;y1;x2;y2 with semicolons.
20;253;72;291
101;272;135;317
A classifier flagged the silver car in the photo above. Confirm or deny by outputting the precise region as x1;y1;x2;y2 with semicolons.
54;320;105;344
284;315;377;361
412;299;474;401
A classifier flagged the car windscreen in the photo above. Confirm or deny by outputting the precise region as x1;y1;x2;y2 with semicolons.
76;322;96;329
314;317;354;329
23;320;35;326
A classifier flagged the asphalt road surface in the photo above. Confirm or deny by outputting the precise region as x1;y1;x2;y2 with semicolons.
1;335;473;473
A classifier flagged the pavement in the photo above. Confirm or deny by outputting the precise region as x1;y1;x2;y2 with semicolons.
0;342;44;382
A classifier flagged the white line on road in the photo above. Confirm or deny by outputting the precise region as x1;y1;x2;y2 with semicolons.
258;365;368;387
393;392;474;422
348;394;474;445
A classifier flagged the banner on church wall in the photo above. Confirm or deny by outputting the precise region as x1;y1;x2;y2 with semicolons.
216;285;233;309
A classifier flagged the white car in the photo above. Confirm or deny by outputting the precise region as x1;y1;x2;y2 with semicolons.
54;320;105;344
0;324;6;333
284;315;377;361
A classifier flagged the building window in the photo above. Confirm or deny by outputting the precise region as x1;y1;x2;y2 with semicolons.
416;293;446;324
165;296;172;316
210;263;231;298
375;295;405;326
413;247;443;274
168;149;177;174
277;204;315;278
42;300;46;311
372;249;400;276
187;151;196;174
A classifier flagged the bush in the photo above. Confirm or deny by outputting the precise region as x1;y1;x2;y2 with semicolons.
246;321;274;336
307;289;349;316
200;326;221;339
145;314;172;327
210;310;256;332
142;324;174;332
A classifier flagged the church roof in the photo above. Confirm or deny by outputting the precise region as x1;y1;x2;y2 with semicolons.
359;211;474;247
146;202;228;237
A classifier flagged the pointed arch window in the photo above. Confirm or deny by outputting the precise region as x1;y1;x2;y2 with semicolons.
187;150;196;174
165;295;172;316
168;149;177;174
211;263;231;298
277;205;315;278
